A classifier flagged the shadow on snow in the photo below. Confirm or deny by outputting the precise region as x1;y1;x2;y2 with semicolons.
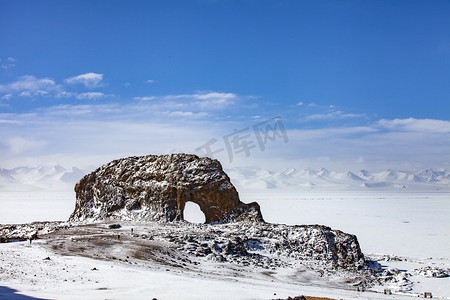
0;286;51;300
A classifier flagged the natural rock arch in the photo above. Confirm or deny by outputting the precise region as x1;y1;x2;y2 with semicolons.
70;154;264;224
172;182;256;223
182;201;205;223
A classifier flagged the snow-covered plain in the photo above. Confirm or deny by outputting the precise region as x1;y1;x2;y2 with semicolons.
0;191;75;224
240;192;450;260
1;190;449;299
0;165;449;299
0;238;414;300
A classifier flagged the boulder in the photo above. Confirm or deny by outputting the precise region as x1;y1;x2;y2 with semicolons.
69;154;263;224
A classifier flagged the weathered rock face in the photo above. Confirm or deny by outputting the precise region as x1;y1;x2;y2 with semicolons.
69;154;263;223
66;153;367;271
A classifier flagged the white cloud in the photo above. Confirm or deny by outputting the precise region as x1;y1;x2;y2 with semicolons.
76;92;106;100
40;104;123;117
164;91;236;101
297;101;303;106
133;96;156;101
1;94;12;100
1;102;449;172
166;111;208;118
58;91;112;100
146;80;156;84
18;90;49;97
0;119;21;125
159;91;237;110
304;110;365;121
56;91;76;98
192;92;236;101
1;64;15;70
37;90;49;96
0;57;17;69
377;118;450;133
0;75;57;93
65;72;104;88
283;123;450;171
191;92;237;109
44;104;93;116
5;137;45;155
287;126;377;142
19;91;31;97
0;109;217;169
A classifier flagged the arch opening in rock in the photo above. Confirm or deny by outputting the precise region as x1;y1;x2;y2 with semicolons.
183;201;206;224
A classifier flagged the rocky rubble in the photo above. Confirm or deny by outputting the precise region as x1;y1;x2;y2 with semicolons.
0;220;366;272
143;222;366;271
0;222;66;242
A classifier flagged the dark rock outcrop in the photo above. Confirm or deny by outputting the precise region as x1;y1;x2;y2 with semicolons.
69;154;263;224
65;153;368;271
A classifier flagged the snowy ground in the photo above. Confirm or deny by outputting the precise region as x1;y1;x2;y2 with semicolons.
239;192;450;260
0;237;414;300
0;191;75;224
0;191;449;299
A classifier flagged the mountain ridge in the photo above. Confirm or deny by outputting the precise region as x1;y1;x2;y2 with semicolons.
227;167;450;192
0;164;448;192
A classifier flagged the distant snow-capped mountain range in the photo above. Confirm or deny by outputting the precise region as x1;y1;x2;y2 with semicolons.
0;165;449;192
227;167;450;192
0;165;85;191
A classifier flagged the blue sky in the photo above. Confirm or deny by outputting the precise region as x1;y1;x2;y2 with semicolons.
1;0;449;171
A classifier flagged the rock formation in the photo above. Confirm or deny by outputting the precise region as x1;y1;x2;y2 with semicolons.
66;153;368;271
69;154;263;223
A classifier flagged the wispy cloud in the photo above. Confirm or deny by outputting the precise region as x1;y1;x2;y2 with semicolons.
56;91;76;98
1;100;449;172
163;91;236;100
0;73;113;100
377;118;450;133
131;91;238;111
133;96;156;101
65;72;103;88
43;104;121;116
283;116;450;170
1;72;448;172
192;92;236;101
162;91;237;109
0;119;22;125
4;137;46;155
76;92;107;100
0;57;17;69
0;75;58;94
19;90;49;97
165;111;208;118
1;94;13;100
0;105;217;168
304;110;366;121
